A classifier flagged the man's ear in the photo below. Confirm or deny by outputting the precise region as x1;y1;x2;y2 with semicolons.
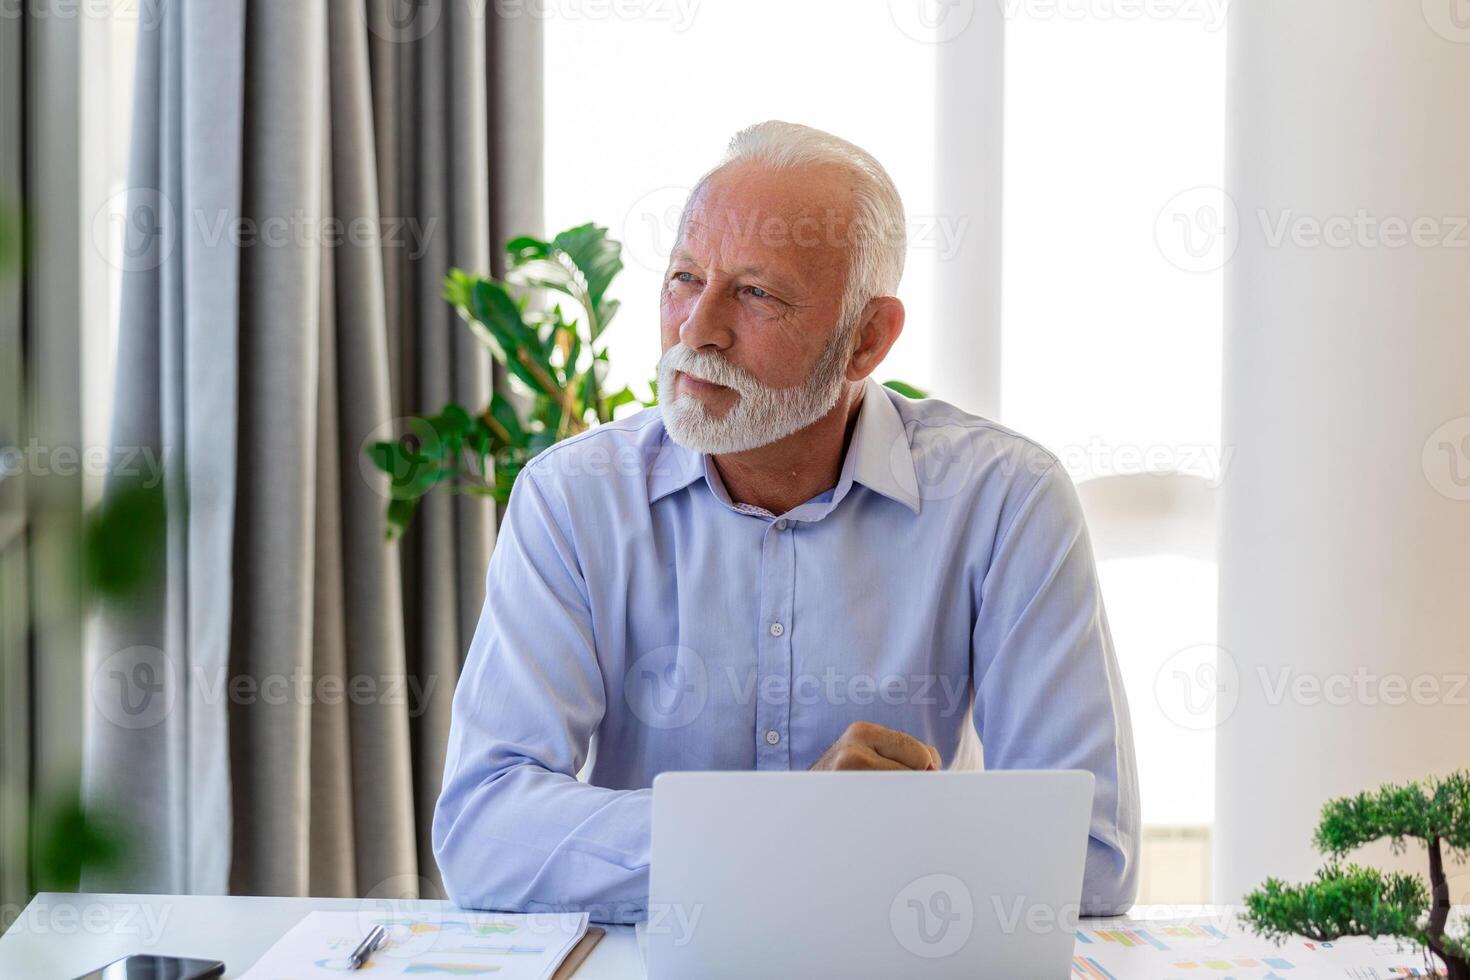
845;297;906;382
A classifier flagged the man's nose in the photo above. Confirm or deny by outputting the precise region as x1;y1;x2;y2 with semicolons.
678;287;735;352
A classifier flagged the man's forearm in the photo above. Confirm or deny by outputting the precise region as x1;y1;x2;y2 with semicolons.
433;762;653;923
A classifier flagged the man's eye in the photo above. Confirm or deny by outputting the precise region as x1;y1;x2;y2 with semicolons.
671;271;697;285
746;286;770;299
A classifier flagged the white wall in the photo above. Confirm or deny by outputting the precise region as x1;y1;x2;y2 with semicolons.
1216;0;1470;904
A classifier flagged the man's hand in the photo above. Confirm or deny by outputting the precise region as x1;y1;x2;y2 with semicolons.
809;721;942;771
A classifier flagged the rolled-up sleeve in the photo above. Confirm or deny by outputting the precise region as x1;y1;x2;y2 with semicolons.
970;460;1141;915
432;465;651;923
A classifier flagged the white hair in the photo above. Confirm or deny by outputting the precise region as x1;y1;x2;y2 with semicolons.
679;120;908;332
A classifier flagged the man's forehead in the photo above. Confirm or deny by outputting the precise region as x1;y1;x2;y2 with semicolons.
687;162;856;228
676;164;855;276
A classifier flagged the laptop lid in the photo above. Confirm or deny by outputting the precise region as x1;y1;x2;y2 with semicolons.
647;770;1094;980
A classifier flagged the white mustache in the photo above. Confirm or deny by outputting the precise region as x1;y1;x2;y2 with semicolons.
660;345;760;396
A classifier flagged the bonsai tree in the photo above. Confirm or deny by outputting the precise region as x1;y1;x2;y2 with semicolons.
368;222;927;540
1243;771;1470;979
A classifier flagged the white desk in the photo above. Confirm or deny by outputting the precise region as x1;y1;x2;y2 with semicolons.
0;893;1239;978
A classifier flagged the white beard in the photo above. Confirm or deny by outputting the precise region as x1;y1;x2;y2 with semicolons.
657;326;854;455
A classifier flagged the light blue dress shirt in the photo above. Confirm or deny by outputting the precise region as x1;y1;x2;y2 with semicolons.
433;377;1140;923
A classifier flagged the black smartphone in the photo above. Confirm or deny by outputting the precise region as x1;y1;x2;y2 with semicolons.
71;954;225;980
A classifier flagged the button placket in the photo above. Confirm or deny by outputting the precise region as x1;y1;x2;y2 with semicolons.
755;518;796;769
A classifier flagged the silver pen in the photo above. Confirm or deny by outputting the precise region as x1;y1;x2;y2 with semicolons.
347;924;388;971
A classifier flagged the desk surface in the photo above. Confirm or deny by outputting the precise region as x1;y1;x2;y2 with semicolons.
0;892;1240;978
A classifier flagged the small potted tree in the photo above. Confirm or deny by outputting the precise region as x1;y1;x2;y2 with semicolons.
1243;771;1470;979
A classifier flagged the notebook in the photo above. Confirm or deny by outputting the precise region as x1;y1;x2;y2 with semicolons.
238;908;592;979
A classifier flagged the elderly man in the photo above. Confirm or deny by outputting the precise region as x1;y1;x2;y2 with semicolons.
433;120;1139;923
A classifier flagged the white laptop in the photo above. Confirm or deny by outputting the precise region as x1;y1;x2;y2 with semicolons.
646;770;1094;980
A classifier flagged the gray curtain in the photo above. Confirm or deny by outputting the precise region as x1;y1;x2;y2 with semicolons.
86;0;543;899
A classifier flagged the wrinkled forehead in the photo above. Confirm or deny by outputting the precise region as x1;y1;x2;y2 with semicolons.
675;162;858;275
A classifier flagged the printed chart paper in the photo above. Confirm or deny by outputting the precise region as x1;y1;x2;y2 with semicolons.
1071;917;1447;979
239;909;590;980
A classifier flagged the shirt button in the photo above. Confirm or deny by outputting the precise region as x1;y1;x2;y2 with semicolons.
765;730;781;745
774;519;789;531
769;622;784;637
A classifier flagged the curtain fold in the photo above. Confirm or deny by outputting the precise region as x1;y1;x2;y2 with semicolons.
88;0;543;899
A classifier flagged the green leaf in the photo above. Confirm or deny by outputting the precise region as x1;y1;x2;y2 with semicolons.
505;235;552;263
1315;771;1470;855
488;390;525;447
369;424;445;501
603;385;638;417
84;477;168;602
1243;862;1429;946
883;379;929;400
504;223;624;340
385;497;416;541
32;791;131;892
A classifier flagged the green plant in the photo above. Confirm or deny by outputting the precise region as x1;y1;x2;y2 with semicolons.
1242;771;1470;979
369;223;927;540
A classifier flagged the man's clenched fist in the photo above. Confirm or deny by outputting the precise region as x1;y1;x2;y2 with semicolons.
809;721;942;771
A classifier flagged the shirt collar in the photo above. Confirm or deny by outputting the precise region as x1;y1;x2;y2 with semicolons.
648;376;922;515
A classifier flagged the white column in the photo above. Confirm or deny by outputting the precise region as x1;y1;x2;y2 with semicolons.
933;1;1004;419
1215;0;1470;903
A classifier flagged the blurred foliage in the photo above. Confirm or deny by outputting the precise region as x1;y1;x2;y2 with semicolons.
30;789;132;893
0;196;19;277
1243;771;1470;978
369;222;929;540
83;476;168;602
2;197;156;896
